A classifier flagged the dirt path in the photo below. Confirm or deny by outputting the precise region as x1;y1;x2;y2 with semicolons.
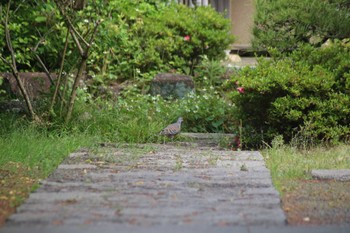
282;180;350;225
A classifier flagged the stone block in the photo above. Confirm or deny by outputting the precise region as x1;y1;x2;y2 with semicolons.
311;169;350;181
150;73;194;99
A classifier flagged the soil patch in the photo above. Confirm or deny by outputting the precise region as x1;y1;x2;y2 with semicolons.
282;179;350;225
0;162;37;226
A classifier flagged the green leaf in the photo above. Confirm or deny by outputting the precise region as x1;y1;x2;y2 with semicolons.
212;119;224;128
34;16;47;23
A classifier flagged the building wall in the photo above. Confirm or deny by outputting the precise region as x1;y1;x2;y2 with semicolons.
230;0;255;48
177;0;255;48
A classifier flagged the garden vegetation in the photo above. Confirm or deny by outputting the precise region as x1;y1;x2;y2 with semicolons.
0;0;349;224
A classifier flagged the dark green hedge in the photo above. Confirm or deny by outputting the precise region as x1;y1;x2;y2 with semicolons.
229;41;350;147
253;0;350;51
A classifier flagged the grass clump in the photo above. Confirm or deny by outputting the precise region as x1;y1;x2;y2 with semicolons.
0;120;97;224
0;126;95;177
262;136;350;193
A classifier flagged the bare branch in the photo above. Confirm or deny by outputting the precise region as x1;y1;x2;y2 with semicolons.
5;1;17;74
54;1;90;50
33;54;55;85
0;55;9;65
50;28;70;111
88;19;101;45
69;27;85;56
31;30;55;86
3;0;38;121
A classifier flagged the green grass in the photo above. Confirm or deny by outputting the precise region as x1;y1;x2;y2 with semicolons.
0;122;98;223
0;125;96;178
262;143;350;193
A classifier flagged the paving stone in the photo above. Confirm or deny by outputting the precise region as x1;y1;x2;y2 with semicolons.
1;143;286;232
311;169;350;181
58;164;97;169
68;151;89;158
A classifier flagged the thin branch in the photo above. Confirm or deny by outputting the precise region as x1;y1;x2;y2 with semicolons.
69;27;85;56
13;0;26;15
33;54;56;85
51;28;70;111
31;38;54;83
5;2;17;74
65;15;90;47
0;55;9;65
3;0;38;121
31;37;55;86
88;19;101;45
55;1;90;48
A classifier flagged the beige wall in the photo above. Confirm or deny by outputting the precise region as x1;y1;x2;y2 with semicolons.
230;0;255;47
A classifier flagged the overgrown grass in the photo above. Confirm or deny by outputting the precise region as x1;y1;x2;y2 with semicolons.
0;126;96;178
0;119;98;224
262;137;350;193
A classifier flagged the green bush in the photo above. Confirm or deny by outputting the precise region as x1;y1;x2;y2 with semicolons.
90;1;234;85
229;42;350;147
1;1;233;91
179;91;237;133
253;0;350;51
0;2;65;72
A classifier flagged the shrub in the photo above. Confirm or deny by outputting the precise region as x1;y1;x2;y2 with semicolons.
253;0;350;51
229;43;350;147
0;2;65;72
90;1;234;85
178;90;237;133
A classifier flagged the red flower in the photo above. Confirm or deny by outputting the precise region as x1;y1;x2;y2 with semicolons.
184;35;190;41
236;87;245;94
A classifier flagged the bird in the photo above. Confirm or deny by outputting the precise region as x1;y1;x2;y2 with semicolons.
159;117;183;138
